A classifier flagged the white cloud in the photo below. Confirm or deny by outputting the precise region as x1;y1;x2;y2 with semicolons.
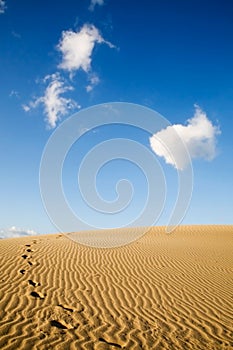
24;24;114;128
0;226;37;239
0;0;6;14
86;73;100;92
12;30;21;39
23;74;80;128
89;0;104;11
57;24;114;74
22;104;30;112
9;90;20;98
149;105;221;170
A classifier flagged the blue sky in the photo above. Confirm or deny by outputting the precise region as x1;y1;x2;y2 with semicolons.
0;0;233;237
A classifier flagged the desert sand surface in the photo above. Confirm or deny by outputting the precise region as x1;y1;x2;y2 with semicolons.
0;225;232;349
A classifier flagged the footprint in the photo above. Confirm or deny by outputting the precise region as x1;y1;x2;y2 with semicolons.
26;248;34;253
28;279;40;287
50;319;75;330
99;338;122;348
28;261;37;266
58;304;73;313
22;254;28;259
50;320;67;330
20;269;26;274
30;291;45;299
57;302;83;313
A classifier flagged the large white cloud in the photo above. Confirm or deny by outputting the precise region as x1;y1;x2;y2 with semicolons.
57;24;114;74
23;24;114;127
149;105;220;170
23;74;80;128
89;0;104;11
0;0;6;14
0;226;37;239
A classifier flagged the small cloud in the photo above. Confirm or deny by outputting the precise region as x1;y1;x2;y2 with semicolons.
22;104;30;112
0;226;37;239
9;90;20;98
23;73;80;128
149;105;221;170
12;30;21;39
89;0;104;11
57;24;114;74
0;0;6;14
86;73;100;92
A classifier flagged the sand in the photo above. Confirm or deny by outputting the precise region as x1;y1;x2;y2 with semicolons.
0;225;232;349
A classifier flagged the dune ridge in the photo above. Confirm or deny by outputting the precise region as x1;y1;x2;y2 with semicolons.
0;225;232;349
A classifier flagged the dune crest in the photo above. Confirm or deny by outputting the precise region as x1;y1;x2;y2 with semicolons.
0;225;232;349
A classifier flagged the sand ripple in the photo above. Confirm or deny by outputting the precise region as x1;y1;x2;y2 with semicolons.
0;226;232;349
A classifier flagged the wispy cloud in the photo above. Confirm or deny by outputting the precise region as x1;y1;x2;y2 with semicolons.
12;30;21;39
0;226;37;239
9;90;20;98
57;24;114;74
22;104;30;112
86;73;100;92
89;0;105;11
0;0;6;14
23;73;80;128
149;105;221;170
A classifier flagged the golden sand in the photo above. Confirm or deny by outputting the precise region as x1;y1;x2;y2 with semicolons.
0;225;232;349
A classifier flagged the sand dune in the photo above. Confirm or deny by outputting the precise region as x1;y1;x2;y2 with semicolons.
0;225;232;349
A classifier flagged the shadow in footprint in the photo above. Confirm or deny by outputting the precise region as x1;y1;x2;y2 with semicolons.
20;269;26;274
99;338;122;348
25;244;31;247
22;255;28;259
30;291;45;299
58;304;73;313
50;320;67;330
28;279;40;287
26;249;33;253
